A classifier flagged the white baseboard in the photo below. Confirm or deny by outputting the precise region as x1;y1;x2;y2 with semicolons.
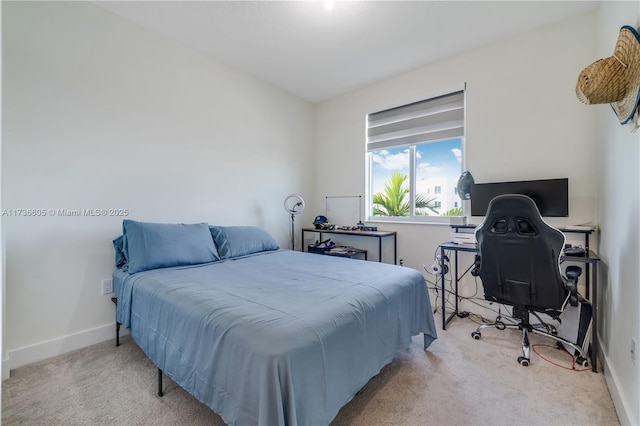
2;357;9;381
600;344;635;426
2;322;127;380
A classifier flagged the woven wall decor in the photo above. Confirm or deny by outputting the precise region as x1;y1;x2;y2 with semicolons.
576;25;640;130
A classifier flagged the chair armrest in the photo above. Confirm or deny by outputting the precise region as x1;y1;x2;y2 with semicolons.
471;255;481;277
565;265;582;306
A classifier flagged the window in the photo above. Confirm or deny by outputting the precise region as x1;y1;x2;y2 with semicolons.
367;89;465;222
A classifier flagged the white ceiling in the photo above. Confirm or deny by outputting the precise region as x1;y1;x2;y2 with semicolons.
94;1;600;103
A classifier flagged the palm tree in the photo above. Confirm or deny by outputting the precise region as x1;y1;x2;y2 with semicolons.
373;172;439;216
442;207;463;216
415;193;441;216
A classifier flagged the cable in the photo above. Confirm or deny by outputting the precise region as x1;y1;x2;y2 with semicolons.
425;281;457;311
424;259;457;313
531;344;591;372
424;248;488;318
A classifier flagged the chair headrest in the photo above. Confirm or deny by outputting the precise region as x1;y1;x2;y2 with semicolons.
484;194;542;218
479;194;549;236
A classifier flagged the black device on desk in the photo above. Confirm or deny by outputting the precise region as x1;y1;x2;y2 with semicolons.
564;244;587;256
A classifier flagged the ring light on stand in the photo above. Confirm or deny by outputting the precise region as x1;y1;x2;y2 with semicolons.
284;194;305;251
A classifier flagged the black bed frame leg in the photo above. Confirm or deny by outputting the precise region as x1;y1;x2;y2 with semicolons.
111;297;121;347
158;368;164;397
111;296;164;398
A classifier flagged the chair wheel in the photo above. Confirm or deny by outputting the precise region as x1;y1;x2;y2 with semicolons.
471;331;481;340
518;356;530;366
576;356;588;367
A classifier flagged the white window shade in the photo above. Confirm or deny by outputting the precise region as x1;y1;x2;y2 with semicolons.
367;91;464;152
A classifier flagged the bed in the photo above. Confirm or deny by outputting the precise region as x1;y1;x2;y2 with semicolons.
113;220;437;425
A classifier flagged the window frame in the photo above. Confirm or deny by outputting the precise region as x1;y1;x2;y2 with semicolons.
365;85;466;225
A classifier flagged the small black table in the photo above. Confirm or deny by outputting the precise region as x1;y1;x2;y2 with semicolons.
301;227;397;264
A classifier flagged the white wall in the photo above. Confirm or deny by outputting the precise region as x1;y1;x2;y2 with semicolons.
2;1;314;372
315;11;599;277
595;3;640;425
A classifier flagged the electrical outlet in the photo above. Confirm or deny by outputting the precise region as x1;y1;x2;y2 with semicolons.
399;258;404;266
101;278;113;295
632;337;637;365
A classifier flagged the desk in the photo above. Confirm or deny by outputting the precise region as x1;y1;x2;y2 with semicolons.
451;224;594;250
439;241;601;372
451;225;595;299
301;228;397;264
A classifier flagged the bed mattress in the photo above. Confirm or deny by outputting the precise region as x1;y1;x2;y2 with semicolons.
114;249;436;425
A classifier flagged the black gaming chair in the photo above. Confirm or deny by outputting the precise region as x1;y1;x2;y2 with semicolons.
471;194;590;367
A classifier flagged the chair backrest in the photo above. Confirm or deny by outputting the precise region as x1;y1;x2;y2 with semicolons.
475;194;567;311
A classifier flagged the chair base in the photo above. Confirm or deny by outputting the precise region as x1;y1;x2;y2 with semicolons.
471;316;590;367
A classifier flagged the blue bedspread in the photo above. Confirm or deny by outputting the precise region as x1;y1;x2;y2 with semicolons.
114;249;437;425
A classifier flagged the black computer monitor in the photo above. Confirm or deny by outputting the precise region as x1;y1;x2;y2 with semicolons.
470;178;569;217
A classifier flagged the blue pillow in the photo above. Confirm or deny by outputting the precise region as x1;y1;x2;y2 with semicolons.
209;226;279;259
122;220;220;273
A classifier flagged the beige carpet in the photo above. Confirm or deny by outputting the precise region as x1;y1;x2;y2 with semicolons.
2;316;619;425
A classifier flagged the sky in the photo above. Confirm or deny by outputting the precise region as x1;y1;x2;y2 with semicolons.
371;138;462;196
